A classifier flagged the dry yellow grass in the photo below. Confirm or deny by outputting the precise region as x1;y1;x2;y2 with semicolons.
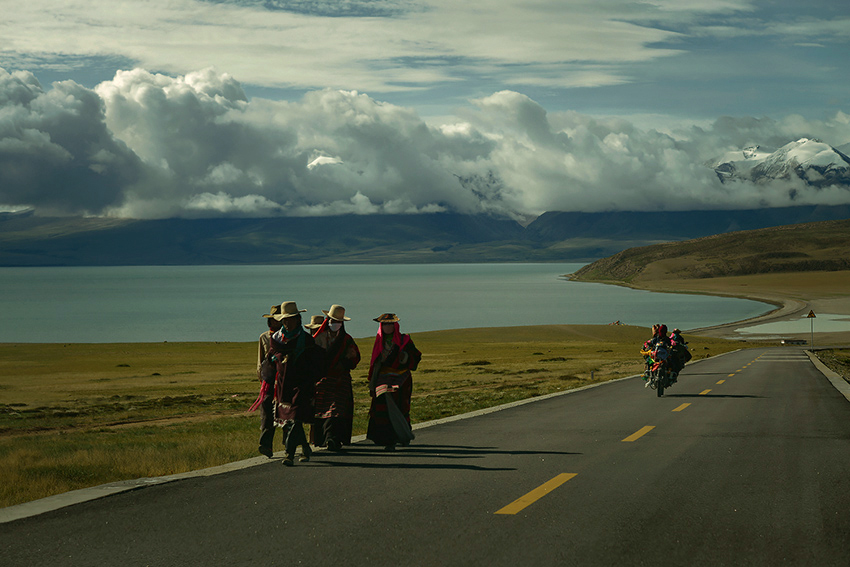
0;342;252;407
634;271;850;302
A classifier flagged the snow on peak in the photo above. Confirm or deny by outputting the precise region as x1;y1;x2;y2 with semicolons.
710;138;850;186
780;138;844;168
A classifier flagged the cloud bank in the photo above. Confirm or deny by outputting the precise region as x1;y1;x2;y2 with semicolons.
0;0;704;93
2;67;850;218
3;1;849;122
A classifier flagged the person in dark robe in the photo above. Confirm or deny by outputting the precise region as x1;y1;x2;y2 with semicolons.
251;303;287;458
251;301;323;466
310;304;360;451
366;313;421;451
668;328;690;382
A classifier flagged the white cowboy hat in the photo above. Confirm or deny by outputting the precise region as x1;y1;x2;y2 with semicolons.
271;301;307;321
322;304;351;322
304;315;325;329
262;304;283;319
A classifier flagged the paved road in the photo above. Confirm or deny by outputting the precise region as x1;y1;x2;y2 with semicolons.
3;347;849;566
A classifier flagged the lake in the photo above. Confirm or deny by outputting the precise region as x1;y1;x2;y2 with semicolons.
0;264;771;343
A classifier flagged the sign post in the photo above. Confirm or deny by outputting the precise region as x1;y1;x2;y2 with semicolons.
807;310;816;348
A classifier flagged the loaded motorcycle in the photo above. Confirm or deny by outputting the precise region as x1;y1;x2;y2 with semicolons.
641;344;674;397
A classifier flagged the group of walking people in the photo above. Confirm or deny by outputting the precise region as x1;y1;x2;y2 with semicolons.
250;301;421;466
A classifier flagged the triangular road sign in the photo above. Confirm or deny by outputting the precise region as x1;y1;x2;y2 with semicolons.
807;310;816;318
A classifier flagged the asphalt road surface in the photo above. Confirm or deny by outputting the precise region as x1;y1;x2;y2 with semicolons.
2;347;849;566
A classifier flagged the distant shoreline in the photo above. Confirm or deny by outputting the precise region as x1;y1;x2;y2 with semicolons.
570;271;850;345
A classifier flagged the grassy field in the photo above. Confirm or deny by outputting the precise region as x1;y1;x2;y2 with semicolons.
0;325;756;508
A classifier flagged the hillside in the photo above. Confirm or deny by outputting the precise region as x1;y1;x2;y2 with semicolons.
572;218;850;285
526;205;850;242
1;204;850;266
0;212;532;266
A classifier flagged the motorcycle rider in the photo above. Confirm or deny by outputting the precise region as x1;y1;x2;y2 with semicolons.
668;328;690;383
670;328;685;346
641;324;672;387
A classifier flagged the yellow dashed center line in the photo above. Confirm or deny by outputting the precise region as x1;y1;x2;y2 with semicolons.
494;352;764;516
622;426;655;442
494;473;578;515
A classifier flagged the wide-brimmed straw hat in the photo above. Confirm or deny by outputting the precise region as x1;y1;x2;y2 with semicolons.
262;304;283;319
305;315;325;329
323;304;351;322
373;313;399;323
272;301;307;321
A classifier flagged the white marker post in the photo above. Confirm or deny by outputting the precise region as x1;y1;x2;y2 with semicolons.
807;310;816;348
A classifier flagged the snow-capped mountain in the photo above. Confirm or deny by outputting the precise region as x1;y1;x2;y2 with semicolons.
710;138;850;186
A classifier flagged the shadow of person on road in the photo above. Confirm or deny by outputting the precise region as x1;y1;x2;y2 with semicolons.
681;372;746;376
665;393;764;398
308;443;580;471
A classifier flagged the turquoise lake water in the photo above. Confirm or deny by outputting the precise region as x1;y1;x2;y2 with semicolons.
0;263;771;343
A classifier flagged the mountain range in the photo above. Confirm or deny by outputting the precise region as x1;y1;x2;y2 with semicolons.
2;204;850;266
709;138;850;186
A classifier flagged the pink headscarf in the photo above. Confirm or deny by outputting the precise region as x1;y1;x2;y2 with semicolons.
368;321;410;378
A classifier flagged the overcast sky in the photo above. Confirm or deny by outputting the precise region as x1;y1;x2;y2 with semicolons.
2;0;850;218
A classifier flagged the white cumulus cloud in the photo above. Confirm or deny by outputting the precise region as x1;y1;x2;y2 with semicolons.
2;66;850;219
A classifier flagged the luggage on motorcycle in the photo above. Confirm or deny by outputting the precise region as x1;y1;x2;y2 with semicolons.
651;347;668;361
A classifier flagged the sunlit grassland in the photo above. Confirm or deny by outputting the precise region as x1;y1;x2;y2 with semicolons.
629;271;850;304
0;326;754;508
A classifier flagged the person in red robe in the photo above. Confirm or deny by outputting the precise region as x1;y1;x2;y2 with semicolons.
366;313;421;450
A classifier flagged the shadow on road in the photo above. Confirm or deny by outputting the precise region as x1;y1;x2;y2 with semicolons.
683;372;745;376
664;394;764;398
306;443;580;471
